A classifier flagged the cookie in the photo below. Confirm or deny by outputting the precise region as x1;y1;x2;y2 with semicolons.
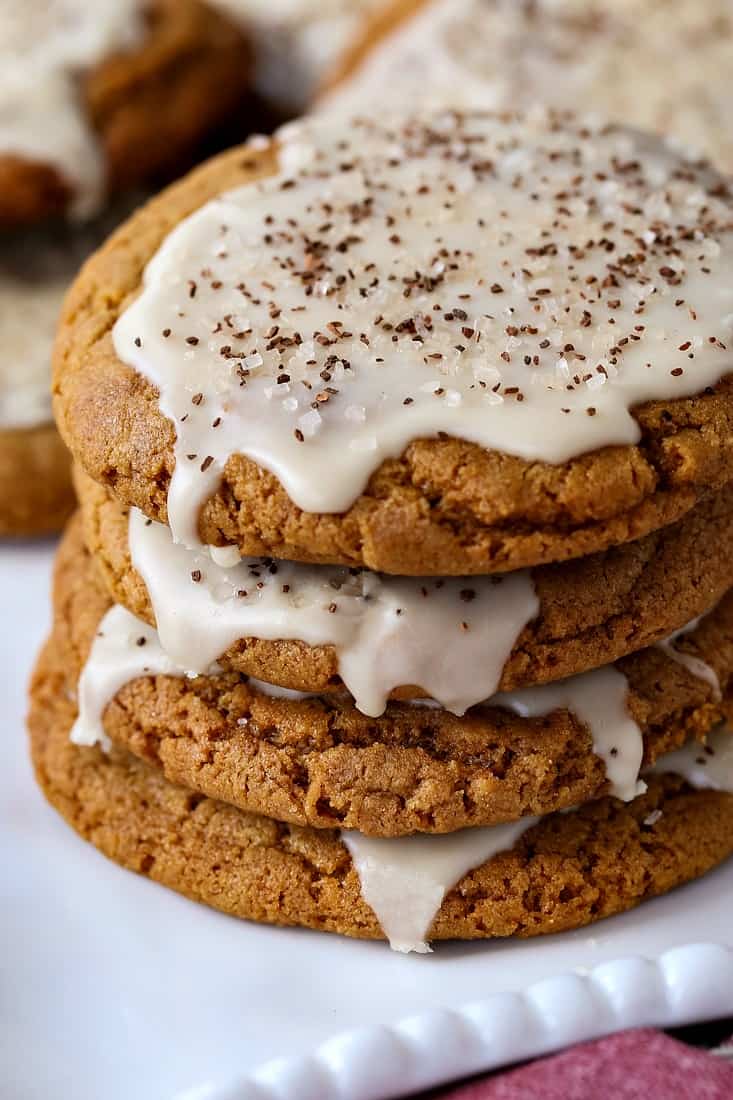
53;111;733;575
77;468;733;702
0;0;252;229
324;0;733;174
47;514;733;836
0;423;73;536
28;646;733;944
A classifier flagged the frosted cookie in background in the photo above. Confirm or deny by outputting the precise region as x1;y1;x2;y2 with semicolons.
213;0;388;116
0;0;253;228
0;201;144;536
323;0;733;173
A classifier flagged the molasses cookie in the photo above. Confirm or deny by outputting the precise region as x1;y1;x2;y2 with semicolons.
325;0;733;173
53;111;733;574
77;468;733;705
0;0;252;228
28;648;733;949
48;514;733;837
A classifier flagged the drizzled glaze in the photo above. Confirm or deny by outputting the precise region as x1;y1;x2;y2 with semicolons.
0;1;143;219
113;110;733;545
325;0;733;172
69;597;730;953
128;507;539;717
71;606;183;749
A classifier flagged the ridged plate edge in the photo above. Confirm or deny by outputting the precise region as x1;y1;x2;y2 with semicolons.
176;942;733;1100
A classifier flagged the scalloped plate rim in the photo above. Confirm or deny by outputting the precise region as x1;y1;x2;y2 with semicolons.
177;941;733;1100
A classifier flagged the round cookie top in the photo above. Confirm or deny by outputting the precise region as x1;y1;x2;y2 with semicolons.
55;109;733;573
0;0;252;227
326;0;733;174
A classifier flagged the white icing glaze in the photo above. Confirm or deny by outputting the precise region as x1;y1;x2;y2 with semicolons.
211;0;383;110
649;724;733;792
343;817;539;953
324;0;733;172
656;614;722;699
128;507;539;717
495;666;645;803
0;1;143;219
113;110;733;544
0;214;123;429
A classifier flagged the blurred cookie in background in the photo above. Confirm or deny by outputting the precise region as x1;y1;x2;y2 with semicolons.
0;0;253;229
214;0;388;117
0;202;144;536
324;0;733;172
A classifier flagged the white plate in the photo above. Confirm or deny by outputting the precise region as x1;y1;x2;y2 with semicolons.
2;541;732;1100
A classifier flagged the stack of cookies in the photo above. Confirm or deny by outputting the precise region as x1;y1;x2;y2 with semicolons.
31;108;733;951
0;0;253;536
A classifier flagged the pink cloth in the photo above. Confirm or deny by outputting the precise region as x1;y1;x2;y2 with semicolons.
433;1028;733;1100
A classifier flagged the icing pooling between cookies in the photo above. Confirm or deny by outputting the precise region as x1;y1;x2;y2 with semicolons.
0;0;143;219
127;505;643;777
212;0;383;110
71;606;182;750
324;0;733;173
128;506;539;717
343;818;539;953
113;111;733;545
